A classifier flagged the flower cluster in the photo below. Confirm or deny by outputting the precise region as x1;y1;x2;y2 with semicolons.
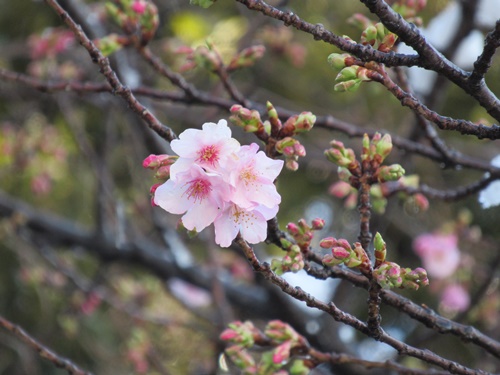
148;120;283;247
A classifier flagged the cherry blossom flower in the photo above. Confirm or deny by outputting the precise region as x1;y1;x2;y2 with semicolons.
154;165;229;232
226;143;283;209
214;202;278;247
413;233;461;279
169;119;240;179
150;119;283;247
440;284;470;313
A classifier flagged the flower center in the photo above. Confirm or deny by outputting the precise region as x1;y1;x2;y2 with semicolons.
185;178;212;203
197;145;220;166
239;167;257;186
231;206;255;228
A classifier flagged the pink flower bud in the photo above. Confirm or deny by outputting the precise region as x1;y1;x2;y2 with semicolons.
332;247;350;260
311;218;325;230
220;328;239;341
131;0;147;14
319;237;335;248
329;181;352;198
293;143;306;157
153;165;170;180
286;222;300;235
273;341;292;364
285;159;299;171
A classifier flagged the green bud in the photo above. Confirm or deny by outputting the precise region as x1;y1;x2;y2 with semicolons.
374;232;386;265
95;34;123;56
334;80;361;92
378;164;405;182
328;53;350;70
375;133;393;161
336;66;359;82
293;112;316;133
362;24;378;45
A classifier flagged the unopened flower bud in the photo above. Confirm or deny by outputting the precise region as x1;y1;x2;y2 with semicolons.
374;232;386;266
311;218;325;230
327;53;352;70
286;159;299;171
375;133;393;162
154;165;171;180
362;24;378;45
225;345;256;369
228;45;265;70
293;112;316;133
230;105;263;132
329;181;352;198
293;143;306;156
273;341;292;364
336;66;359;82
334;80;362;92
131;0;147;14
378;164;405;182
412;193;429;212
286;222;300;235
319;237;335;248
265;320;299;342
332;247;351;260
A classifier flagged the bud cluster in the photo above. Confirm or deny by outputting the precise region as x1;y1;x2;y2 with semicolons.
220;320;310;375
325;140;360;174
271;219;324;275
142;154;178;205
104;0;159;48
230;102;316;171
373;262;429;290
361;22;398;52
390;0;427;25
320;238;370;271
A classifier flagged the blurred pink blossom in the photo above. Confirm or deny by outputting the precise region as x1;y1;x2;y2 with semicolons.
413;233;460;279
440;284;470;312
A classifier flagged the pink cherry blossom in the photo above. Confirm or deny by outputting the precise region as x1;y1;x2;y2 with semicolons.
440;284;470;312
169;120;240;178
131;0;147;14
214;202;278;247
226;143;283;209
413;233;461;279
154;165;229;232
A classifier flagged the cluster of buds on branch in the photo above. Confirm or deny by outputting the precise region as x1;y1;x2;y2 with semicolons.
96;0;159;54
327;55;381;92
320;237;370;272
388;0;427;25
373;262;429;290
177;41;265;73
230;102;316;171
271;218;324;275
142;154;177;206
220;320;310;375
377;236;428;288
325;133;405;189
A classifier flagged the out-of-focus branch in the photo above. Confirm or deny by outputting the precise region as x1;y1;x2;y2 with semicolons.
0;314;93;375
43;0;176;142
3;67;500;176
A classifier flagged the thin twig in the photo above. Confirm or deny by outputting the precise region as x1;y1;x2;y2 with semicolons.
43;0;176;142
0;314;93;375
